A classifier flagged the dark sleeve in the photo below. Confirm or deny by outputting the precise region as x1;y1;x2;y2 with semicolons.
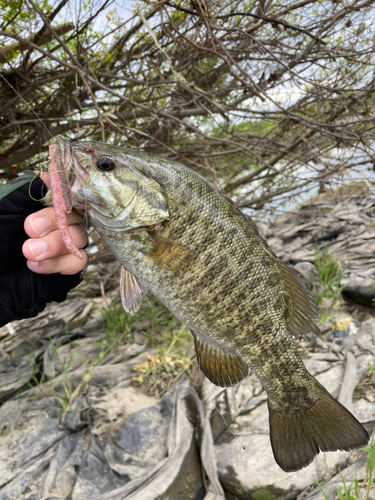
0;173;84;327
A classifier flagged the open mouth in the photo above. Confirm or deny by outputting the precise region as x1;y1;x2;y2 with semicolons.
68;146;91;210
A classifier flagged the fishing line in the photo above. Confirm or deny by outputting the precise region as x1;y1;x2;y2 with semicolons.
0;73;53;140
28;172;46;202
0;73;55;200
214;404;239;440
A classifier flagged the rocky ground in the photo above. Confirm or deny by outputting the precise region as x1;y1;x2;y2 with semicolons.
0;185;375;500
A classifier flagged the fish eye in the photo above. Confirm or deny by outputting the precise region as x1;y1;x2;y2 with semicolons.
96;157;115;172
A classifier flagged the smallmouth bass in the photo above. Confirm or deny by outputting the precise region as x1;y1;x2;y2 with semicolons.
54;141;368;472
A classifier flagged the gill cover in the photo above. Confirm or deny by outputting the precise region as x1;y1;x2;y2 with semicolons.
70;142;169;231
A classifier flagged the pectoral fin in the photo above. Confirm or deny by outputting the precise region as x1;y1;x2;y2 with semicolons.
194;335;249;387
279;262;321;338
145;235;197;274
120;267;148;315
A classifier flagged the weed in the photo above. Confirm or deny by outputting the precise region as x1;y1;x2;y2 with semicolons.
102;302;135;344
315;434;375;500
365;434;375;497
311;246;348;309
16;350;50;399
131;325;194;397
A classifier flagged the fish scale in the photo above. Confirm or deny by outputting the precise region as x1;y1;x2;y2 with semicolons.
58;140;369;473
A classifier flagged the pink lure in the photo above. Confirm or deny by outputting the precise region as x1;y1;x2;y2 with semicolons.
48;144;83;260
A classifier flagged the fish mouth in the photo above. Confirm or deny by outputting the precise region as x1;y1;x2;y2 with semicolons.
67;144;91;211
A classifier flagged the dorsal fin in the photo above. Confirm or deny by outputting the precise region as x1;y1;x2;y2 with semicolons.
120;267;148;315
194;335;249;387
278;262;321;338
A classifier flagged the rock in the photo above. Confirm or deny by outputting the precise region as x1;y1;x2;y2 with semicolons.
43;433;85;498
0;397;65;497
341;268;375;306
44;336;102;378
315;363;344;398
321;297;334;310
96;380;206;500
71;436;128;500
353;398;375;423
114;398;173;465
305;455;367;500
88;385;159;429
293;261;318;285
0;358;34;401
217;434;350;500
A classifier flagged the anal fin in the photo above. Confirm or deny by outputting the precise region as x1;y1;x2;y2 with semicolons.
120;267;148;315
194;335;249;387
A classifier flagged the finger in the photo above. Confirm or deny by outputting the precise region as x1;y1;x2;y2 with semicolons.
24;206;84;238
23;224;88;262
26;251;88;275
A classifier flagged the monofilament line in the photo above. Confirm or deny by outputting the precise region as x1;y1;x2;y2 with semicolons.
0;73;53;140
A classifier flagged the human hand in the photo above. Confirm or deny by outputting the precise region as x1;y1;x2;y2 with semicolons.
0;172;88;326
22;174;88;275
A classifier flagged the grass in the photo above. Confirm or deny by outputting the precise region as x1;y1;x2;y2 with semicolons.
97;297;194;398
316;434;375;500
102;302;135;345
100;297;195;397
13;296;191;411
130;324;194;397
311;246;348;313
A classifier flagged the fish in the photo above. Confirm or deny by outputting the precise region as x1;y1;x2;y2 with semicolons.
51;140;368;472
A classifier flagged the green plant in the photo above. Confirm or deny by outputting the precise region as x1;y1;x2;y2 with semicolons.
365;434;375;497
102;302;135;344
312;246;348;309
16;350;50;398
315;434;375;500
337;472;361;500
131;325;194;397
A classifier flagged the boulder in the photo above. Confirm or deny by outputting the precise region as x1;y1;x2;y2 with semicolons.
341;268;375;306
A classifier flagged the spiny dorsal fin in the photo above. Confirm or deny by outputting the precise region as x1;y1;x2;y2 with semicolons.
194;335;249;387
120;267;148;315
278;262;321;338
145;235;198;274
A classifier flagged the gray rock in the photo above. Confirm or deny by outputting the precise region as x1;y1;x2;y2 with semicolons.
43;433;85;498
293;262;318;285
0;397;65;497
114;399;173;465
341;268;375;305
217;434;350;500
353;398;375;423
314;363;344;398
72;437;128;500
305;455;367;500
96;380;207;500
0;358;34;401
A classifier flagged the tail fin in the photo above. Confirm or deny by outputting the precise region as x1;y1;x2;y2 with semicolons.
268;380;369;472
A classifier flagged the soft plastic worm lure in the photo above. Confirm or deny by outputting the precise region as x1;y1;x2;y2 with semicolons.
48;143;83;259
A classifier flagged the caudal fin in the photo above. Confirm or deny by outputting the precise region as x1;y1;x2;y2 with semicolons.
268;381;369;472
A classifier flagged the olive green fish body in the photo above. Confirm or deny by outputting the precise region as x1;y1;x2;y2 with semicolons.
68;141;368;472
97;155;306;389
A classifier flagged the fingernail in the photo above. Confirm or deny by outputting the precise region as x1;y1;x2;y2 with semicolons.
30;217;51;236
28;240;48;258
27;261;40;271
